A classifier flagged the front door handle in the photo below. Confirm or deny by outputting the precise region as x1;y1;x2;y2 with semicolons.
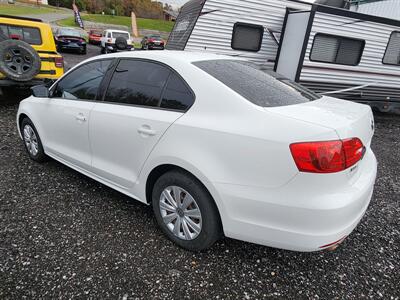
75;113;87;122
138;125;157;137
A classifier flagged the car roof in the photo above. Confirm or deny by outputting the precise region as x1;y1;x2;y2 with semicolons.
107;29;130;34
90;50;242;64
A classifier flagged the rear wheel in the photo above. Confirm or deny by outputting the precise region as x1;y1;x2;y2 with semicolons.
152;170;222;251
20;118;47;162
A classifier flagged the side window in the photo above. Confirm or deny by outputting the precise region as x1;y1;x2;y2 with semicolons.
23;27;42;45
107;32;112;38
53;59;112;100
231;22;264;52
310;33;365;66
383;31;400;66
161;73;195;111
4;25;42;45
0;25;8;36
105;59;170;107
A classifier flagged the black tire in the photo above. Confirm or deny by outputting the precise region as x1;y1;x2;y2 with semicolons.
20;117;48;163
115;37;128;51
0;39;41;82
152;170;222;251
101;46;105;54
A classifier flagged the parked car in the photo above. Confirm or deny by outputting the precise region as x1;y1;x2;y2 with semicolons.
54;27;86;54
141;34;165;50
17;52;377;252
88;29;102;45
0;15;64;97
100;29;133;54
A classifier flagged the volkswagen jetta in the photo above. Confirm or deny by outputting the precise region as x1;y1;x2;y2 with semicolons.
17;51;377;252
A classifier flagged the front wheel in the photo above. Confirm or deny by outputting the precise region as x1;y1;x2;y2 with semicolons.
20;118;47;162
152;170;222;251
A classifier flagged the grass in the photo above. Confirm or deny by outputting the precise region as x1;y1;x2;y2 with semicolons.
58;14;174;32
0;3;63;15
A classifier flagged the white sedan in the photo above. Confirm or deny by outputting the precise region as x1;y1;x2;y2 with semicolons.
17;51;377;252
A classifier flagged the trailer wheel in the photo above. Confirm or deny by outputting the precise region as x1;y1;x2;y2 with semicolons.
0;39;41;82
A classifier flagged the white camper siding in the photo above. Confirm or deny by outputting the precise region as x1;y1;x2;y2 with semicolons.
185;0;311;68
350;0;400;20
300;11;400;89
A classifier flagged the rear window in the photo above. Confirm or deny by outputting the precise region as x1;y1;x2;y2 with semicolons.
113;32;130;40
0;24;42;45
193;60;320;107
58;28;81;37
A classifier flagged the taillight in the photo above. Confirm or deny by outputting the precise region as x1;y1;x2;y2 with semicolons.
342;138;364;168
290;138;364;173
55;57;64;68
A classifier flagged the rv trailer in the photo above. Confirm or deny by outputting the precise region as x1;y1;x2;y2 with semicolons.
167;0;400;113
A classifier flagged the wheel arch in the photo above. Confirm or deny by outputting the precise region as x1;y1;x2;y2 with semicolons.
18;113;30;137
144;163;225;232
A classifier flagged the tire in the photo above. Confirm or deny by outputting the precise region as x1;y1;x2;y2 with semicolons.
152;170;222;251
101;46;105;54
115;37;128;51
20;118;48;163
0;39;41;82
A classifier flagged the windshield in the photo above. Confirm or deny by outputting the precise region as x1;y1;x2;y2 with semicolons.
193;60;321;107
113;32;130;40
58;28;81;37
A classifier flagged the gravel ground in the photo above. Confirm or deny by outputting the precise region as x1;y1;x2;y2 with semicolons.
0;47;399;299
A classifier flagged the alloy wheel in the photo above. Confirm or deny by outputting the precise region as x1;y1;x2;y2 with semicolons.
23;124;39;156
159;186;203;240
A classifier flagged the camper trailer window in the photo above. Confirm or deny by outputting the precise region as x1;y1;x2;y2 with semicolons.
231;22;264;52
383;31;400;66
310;33;364;66
193;60;320;108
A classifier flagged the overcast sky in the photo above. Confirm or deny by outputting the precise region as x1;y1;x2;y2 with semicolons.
161;0;315;9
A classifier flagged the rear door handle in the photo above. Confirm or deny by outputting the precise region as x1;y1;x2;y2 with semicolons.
138;126;157;137
75;113;86;122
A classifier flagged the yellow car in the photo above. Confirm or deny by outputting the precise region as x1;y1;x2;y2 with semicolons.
0;14;64;89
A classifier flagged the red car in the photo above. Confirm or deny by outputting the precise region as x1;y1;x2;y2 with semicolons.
88;30;102;45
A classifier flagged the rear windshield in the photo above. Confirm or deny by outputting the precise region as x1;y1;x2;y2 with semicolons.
58;28;81;37
0;24;42;45
113;32;129;40
193;60;321;107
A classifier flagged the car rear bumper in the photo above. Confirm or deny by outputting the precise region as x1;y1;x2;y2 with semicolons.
215;149;377;252
148;43;165;49
105;43;133;52
58;43;86;51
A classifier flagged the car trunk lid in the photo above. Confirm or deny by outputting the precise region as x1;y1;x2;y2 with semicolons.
265;96;375;147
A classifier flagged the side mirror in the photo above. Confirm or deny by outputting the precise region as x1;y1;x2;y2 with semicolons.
31;85;49;98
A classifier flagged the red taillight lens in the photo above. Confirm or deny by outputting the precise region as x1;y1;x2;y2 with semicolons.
343;138;364;168
55;57;64;68
290;138;364;173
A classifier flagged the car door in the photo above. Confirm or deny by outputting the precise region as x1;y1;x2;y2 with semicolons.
89;59;195;189
42;59;113;170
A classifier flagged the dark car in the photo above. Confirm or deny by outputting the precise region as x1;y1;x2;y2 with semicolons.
141;34;165;50
54;28;86;54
